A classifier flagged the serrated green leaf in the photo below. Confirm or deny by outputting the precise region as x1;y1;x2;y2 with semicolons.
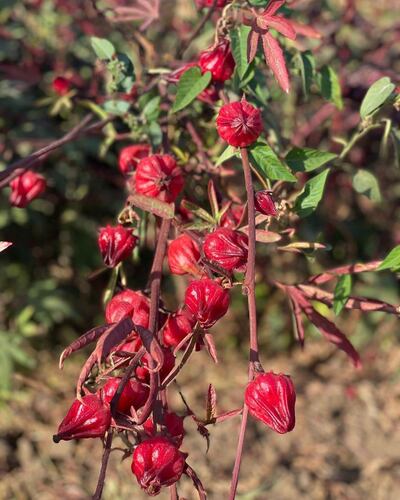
360;77;395;118
318;65;343;110
285;147;337;172
297;51;315;98
249;142;297;182
230;25;251;80
172;68;212;113
90;37;115;60
377;245;400;272
352;169;381;202
333;274;352;315
295;169;329;217
215;145;238;166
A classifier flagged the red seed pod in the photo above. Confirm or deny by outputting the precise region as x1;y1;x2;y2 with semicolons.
102;377;149;414
199;40;235;82
135;154;184;203
220;203;245;229
136;347;175;383
203;228;248;272
52;76;71;96
53;394;111;443
185;278;230;329
196;0;229;7
162;308;196;348
216;99;263;147
98;225;138;268
254;190;277;216
245;372;296;434
168;234;201;276
105;289;150;328
118;144;150;175
9;170;46;208
131;436;187;496
143;412;185;446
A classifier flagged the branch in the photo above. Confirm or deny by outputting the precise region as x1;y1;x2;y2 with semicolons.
92;432;113;500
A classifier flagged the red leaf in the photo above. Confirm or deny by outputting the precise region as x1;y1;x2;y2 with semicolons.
59;325;109;369
308;261;382;285
247;29;260;64
203;333;218;363
112;0;160;31
262;15;297;40
288;296;305;347
263;0;285;16
289;19;322;39
0;241;12;253
261;32;290;93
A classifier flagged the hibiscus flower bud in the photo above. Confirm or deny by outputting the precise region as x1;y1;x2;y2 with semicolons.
105;289;150;329
203;228;248;272
245;372;296;434
220;203;245;229
185;278;230;329
103;377;149;414
118;144;151;175
199;40;235;82
254;190;277;216
196;0;229;7
143;412;185;446
9;170;46;208
52;76;71;96
53;394;111;443
135;154;184;203
168;234;201;276
131;436;187;496
98;225;138;268
216;99;263;147
162;308;196;348
136;347;175;383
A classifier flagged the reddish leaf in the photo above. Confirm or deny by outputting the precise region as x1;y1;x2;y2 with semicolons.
112;0;160;31
59;325;109;369
206;384;217;422
309;261;382;285
289;19;322;39
0;241;12;253
135;324;165;373
261;32;290;93
95;317;135;366
288;296;305;347
247;29;260;64
214;408;242;424
203;333;218;363
262;16;297;40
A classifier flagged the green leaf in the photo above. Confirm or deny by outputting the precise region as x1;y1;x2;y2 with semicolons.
215;145;238;166
318;65;343;110
103;100;130;115
285;147;337;172
142;96;161;122
360;77;395;118
333;274;352;315
90;37;115;60
352;170;381;202
230;25;252;80
172;68;212;113
295;169;330;217
297;51;315;98
378;246;400;272
249;142;297;182
147;121;162;148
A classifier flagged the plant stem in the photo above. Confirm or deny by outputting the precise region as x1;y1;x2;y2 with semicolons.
228;147;260;500
339;123;382;160
92;432;113;500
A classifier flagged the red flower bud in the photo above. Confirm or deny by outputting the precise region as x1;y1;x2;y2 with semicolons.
118;144;151;175
203;228;248;272
135;154;184;203
196;0;229;7
216;99;263;147
185;278;230;329
103;377;149;414
131;436;187;496
199;40;235;82
162;308;196;348
143;412;185;446
136;347;175;383
105;289;150;329
245;372;296;434
168;234;201;276
52;76;72;96
254;190;277;216
98;225;137;268
53;394;111;442
9;171;46;208
220;203;245;229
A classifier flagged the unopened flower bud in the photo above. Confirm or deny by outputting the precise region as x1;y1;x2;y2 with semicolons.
119;144;150;175
168;234;201;276
52;76;72;96
143;412;185;446
185;278;230;329
105;289;150;329
216;99;262;147
162;308;196;348
255;190;277;216
9;171;46;208
103;377;149;414
136;347;175;384
203;228;248;272
53;394;111;442
199;40;235;82
98;225;137;268
245;372;296;434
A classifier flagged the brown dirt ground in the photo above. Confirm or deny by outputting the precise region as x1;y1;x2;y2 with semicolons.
1;334;400;500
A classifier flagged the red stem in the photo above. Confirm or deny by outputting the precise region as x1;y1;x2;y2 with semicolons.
92;432;113;500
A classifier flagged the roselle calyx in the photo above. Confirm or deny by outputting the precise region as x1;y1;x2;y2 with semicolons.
143;412;185;446
119;144;151;175
216;99;263;147
162;308;196;349
98;225;137;268
53;393;111;442
245;372;296;434
135;154;184;203
136;347;175;383
185;278;230;329
203;228;248;272
199;40;235;82
52;76;72;96
9;170;47;208
103;377;149;414
196;0;229;7
255;190;277;216
131;436;187;496
168;234;201;276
